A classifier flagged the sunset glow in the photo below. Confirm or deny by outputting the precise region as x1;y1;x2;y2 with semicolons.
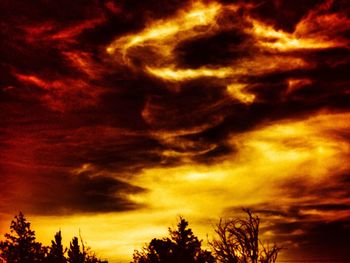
1;0;350;262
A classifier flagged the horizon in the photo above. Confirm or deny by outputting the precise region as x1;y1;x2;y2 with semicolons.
1;0;350;262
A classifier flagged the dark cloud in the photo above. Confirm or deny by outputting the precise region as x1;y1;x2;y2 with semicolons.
29;172;146;215
1;0;349;185
226;201;350;260
0;163;145;215
1;0;350;198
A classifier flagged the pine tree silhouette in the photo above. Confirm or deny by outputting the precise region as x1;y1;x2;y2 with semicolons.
133;217;215;263
67;236;107;263
0;212;46;263
48;231;67;263
0;213;107;263
68;237;85;263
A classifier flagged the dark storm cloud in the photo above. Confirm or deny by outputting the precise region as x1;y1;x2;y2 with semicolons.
224;165;350;259
276;171;350;202
226;200;350;260
276;211;350;260
0;162;145;215
28;171;146;215
271;219;350;261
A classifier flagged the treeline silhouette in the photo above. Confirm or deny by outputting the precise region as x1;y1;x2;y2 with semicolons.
0;210;280;263
0;212;107;263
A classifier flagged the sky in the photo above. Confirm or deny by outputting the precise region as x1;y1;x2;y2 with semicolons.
1;0;350;262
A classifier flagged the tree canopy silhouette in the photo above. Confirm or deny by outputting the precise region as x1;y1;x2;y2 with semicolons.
132;217;215;263
68;236;105;263
209;209;280;263
68;237;85;263
0;212;107;263
48;231;67;263
0;211;282;263
0;212;46;263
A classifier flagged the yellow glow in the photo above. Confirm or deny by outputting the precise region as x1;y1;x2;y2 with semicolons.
7;2;349;262
134;112;350;218
248;2;350;52
105;0;321;108
106;1;222;61
146;66;234;81
250;19;336;51
3;112;349;262
145;54;308;86
226;83;255;104
105;0;349;115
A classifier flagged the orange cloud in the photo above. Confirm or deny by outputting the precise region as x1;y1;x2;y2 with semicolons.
15;73;103;111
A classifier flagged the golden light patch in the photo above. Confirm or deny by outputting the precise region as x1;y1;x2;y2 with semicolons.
226;83;255;104
105;0;342;107
23;112;350;261
146;66;234;81
106;1;222;62
249;18;340;51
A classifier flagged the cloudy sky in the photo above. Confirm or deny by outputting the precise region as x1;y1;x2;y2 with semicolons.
1;0;350;262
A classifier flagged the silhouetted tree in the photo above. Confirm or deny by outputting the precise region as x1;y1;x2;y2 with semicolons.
209;209;280;263
67;236;107;263
133;217;215;263
68;237;85;263
0;213;106;263
83;244;107;263
48;231;67;263
0;212;47;263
